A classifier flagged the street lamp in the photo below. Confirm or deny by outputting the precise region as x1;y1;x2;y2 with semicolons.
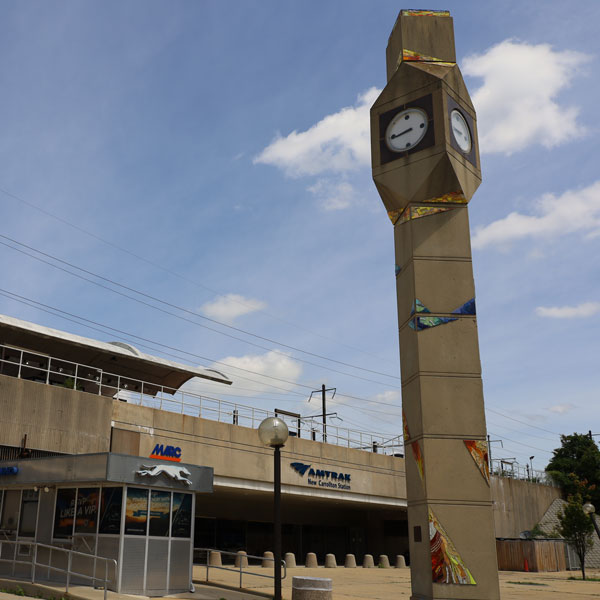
258;417;289;600
583;502;600;541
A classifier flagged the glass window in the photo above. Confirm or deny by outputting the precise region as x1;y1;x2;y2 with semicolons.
125;488;148;536
18;489;39;537
171;493;192;538
99;487;123;535
54;489;76;538
149;491;171;537
75;488;99;534
0;490;20;532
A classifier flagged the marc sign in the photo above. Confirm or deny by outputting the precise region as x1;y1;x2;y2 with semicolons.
291;462;351;491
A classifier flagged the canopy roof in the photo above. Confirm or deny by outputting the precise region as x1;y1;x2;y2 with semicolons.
0;313;231;390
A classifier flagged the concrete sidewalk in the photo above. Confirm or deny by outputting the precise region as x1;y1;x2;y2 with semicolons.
2;567;600;600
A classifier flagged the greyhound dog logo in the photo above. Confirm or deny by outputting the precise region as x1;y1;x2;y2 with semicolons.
290;462;311;476
137;464;192;486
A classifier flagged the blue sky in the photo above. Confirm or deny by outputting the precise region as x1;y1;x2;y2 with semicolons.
1;1;599;471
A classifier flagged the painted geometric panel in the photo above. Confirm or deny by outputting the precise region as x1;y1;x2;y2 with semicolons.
402;49;455;66
400;9;451;17
409;298;475;330
402;411;424;484
464;440;490;485
429;508;476;585
389;193;466;225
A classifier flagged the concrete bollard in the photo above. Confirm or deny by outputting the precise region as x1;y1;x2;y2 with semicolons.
209;550;222;567
324;553;337;568
379;555;390;568
262;551;274;568
395;554;407;568
362;554;374;568
292;576;332;600
305;552;318;568
344;554;356;568
234;550;248;568
285;552;297;568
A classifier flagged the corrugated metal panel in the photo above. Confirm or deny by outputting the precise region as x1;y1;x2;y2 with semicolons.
120;538;146;593
146;539;169;592
169;539;191;591
97;536;120;590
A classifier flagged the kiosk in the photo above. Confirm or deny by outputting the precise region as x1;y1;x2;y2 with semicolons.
0;453;212;595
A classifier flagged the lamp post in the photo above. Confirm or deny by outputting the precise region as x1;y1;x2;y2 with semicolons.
583;502;600;541
258;417;289;600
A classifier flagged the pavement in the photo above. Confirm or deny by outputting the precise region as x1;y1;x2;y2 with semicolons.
1;566;600;600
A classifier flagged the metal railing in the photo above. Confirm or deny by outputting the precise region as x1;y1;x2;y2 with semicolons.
0;343;404;455
0;539;117;600
491;459;555;486
194;548;286;590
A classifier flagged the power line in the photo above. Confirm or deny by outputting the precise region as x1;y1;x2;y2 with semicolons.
487;431;553;454
0;185;397;366
0;288;402;415
0;234;400;387
486;407;561;436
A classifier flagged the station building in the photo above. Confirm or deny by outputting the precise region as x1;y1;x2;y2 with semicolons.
0;314;409;594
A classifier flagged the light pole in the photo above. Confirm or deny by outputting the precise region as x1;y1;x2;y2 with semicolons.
258;417;289;600
583;502;600;541
529;456;535;480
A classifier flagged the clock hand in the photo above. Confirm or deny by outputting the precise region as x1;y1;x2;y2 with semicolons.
391;127;413;139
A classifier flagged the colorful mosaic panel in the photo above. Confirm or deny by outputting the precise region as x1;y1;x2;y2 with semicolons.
395;264;402;276
400;9;451;17
464;440;490;485
389;193;467;227
408;298;475;330
429;191;467;204
402;411;424;484
429;508;476;585
402;49;455;66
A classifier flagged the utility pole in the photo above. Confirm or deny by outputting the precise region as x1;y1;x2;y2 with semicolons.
309;385;336;443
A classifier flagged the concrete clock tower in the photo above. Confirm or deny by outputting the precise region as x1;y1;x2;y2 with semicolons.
370;10;500;600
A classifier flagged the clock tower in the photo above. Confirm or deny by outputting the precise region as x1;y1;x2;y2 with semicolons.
370;10;500;600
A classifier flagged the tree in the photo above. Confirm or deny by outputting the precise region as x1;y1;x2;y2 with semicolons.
556;492;594;580
546;433;600;507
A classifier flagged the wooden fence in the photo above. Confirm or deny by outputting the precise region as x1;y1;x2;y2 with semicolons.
496;539;566;572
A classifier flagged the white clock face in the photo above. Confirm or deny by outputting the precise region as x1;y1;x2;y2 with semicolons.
385;108;428;152
450;109;472;153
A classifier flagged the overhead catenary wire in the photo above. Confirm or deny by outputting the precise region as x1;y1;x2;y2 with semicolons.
0;234;400;388
0;288;404;416
0;185;397;366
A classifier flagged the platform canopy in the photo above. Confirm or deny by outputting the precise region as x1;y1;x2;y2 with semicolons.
0;313;232;390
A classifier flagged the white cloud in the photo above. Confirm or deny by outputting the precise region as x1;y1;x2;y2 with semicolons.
372;390;402;405
472;180;600;248
201;293;266;324
463;40;589;154
307;179;358;211
254;87;380;177
213;350;302;396
548;403;576;414
536;302;600;319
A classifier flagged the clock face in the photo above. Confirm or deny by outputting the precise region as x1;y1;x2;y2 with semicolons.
385;108;428;152
450;109;472;153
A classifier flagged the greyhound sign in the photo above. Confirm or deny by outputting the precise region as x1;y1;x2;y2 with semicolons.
136;463;193;487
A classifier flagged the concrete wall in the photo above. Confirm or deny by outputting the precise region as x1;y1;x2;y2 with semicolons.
491;475;561;538
0;374;112;454
111;401;407;504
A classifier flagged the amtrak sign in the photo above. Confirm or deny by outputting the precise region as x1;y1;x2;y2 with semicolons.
290;462;351;491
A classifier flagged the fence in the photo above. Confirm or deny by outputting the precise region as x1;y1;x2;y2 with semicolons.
0;539;117;600
194;548;285;589
496;539;566;572
0;343;404;456
491;459;555;486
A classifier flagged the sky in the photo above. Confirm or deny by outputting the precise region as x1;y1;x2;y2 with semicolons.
0;1;599;473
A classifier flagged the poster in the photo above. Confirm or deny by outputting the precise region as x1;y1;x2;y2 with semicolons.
171;493;192;538
149;491;171;536
125;487;148;535
75;487;99;533
54;488;76;538
99;487;123;534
